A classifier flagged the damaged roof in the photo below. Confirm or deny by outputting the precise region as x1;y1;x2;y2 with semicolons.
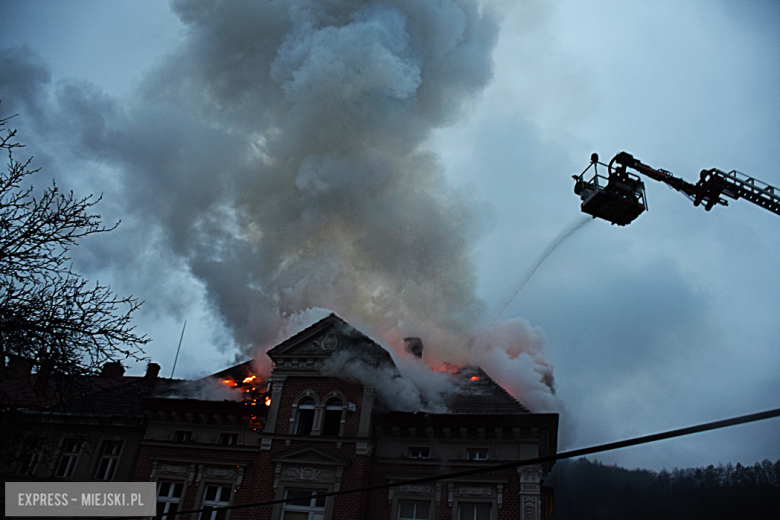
445;366;530;414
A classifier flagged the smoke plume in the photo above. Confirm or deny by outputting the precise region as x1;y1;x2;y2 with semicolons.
1;0;560;411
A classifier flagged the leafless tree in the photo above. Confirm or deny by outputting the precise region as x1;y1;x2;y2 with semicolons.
0;112;148;378
0;111;149;469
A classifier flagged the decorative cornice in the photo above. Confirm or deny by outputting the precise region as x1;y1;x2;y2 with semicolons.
281;467;335;483
518;466;543;483
159;463;189;475
398;485;431;494
459;486;492;496
149;456;251;471
204;467;236;479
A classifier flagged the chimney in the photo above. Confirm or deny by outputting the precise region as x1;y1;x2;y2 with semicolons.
101;362;125;378
6;355;33;379
142;363;160;388
34;360;55;395
404;337;424;358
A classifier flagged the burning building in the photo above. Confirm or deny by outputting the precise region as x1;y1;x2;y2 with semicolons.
131;314;558;520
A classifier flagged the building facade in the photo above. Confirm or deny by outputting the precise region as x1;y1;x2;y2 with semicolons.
136;315;557;520
0;360;159;487
3;314;558;520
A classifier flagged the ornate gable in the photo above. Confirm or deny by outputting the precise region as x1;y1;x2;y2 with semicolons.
271;445;348;466
266;314;394;373
270;446;349;497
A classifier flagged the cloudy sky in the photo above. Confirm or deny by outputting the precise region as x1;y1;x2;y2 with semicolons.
1;0;778;472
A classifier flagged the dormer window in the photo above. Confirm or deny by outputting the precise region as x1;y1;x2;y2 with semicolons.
173;431;192;443
55;439;83;478
466;448;488;460
93;441;123;481
218;433;239;445
321;399;343;437
408;447;430;459
294;398;316;435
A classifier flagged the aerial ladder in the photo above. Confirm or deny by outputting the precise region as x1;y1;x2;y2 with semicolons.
573;152;780;225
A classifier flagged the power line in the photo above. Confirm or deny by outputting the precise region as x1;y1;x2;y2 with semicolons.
122;406;780;519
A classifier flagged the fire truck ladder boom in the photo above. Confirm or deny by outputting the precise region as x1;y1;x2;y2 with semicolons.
574;152;780;225
708;168;780;215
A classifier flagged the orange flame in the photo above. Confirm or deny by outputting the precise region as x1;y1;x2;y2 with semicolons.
242;375;257;384
470;376;480;381
265;396;271;406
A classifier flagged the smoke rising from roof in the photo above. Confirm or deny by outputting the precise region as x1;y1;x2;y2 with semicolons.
1;0;560;412
321;347;456;413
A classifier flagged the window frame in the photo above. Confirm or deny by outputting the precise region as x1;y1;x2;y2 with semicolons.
389;490;435;520
16;436;44;476
407;446;431;459
218;433;239;446
198;483;233;520
294;398;317;435
320;398;344;437
452;500;495;520
55;439;84;478
93;439;124;481
397;499;432;520
465;448;489;461
174;430;193;443
155;480;185;520
455;500;495;520
279;487;327;520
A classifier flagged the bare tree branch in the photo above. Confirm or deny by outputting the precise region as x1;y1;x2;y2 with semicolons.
0;110;148;382
0;110;150;468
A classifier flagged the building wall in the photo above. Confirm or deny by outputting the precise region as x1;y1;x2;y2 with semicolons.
1;419;145;483
257;375;374;520
133;397;263;520
369;416;556;520
270;376;366;438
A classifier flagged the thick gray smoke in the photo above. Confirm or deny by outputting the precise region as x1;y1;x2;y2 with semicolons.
135;0;500;355
1;0;560;411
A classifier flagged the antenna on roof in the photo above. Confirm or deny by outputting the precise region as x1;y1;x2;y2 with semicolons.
170;320;187;379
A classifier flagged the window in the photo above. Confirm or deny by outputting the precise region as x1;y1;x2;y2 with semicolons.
55;439;83;478
17;437;43;475
408;447;430;459
466;448;488;461
174;430;192;442
398;500;430;519
156;481;184;520
280;488;326;520
200;484;232;520
219;433;239;445
294;399;316;435
321;399;343;437
94;441;123;480
458;503;491;520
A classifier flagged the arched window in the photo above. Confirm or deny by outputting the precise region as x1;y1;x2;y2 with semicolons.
294;398;316;435
321;399;343;437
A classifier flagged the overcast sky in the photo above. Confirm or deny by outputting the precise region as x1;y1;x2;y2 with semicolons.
1;0;778;472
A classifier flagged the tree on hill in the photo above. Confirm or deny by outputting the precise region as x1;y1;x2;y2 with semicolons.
545;458;780;519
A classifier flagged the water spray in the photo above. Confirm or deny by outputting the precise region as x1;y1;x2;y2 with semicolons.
496;216;591;318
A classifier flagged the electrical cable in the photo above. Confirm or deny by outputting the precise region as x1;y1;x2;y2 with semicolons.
117;406;780;519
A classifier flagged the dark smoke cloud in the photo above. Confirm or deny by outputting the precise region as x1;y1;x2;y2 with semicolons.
1;0;560;411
